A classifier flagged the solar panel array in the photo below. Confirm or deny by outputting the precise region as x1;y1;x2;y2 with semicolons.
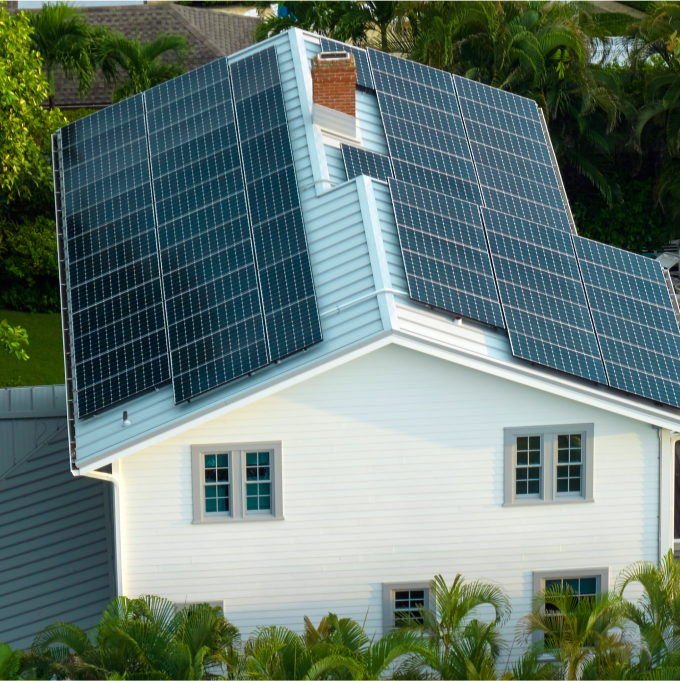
59;96;170;417
453;76;572;233
483;209;606;383
231;47;322;362
341;144;393;182
146;58;268;403
319;37;374;90
366;49;505;327
574;237;680;406
56;44;322;418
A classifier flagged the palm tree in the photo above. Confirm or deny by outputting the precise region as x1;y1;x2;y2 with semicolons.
244;613;425;680
618;549;680;672
392;573;511;680
517;584;628;680
253;2;354;43
93;32;189;103
333;2;401;51
27;1;95;110
21;596;240;679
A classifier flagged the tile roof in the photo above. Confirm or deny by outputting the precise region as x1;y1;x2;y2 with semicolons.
35;3;259;109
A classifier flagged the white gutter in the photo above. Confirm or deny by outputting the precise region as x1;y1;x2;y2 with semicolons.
72;469;123;596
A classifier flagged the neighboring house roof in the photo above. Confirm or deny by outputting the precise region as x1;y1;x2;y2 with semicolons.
0;385;116;647
23;3;259;109
54;29;680;474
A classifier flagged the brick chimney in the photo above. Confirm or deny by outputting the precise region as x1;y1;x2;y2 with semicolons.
311;52;356;117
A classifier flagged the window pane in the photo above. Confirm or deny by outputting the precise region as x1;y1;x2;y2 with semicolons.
246;452;257;466
259;496;271;510
529;436;541;449
205;455;216;468
206;499;216;513
217;485;228;497
217;498;228;512
516;434;540;497
205;486;216;498
259;483;271;495
217;468;229;482
570;434;581;448
246;467;257;480
528;480;539;494
517;451;528;466
217;454;229;467
556;478;568;492
569;478;581;492
558;434;569;448
246;483;258;496
580;577;597;595
565;579;579;593
558;450;568;463
205;469;216;482
246;496;258;510
557;434;582;496
517;436;528;449
258;467;270;480
259;452;270;465
516;481;527;495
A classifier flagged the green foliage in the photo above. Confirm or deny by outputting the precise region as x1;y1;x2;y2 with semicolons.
0;643;22;680
0;6;65;203
571;175;668;252
27;2;98;110
0;216;59;313
0;319;28;361
93;32;190;102
62;107;98;124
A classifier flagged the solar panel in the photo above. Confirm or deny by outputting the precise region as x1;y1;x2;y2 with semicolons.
58;95;170;418
145;58;269;404
453;75;572;233
230;47;322;362
574;236;680;406
341;144;393;182
390;178;504;328
482;209;607;383
319;37;374;90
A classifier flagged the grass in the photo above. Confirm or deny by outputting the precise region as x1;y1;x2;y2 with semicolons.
0;309;65;388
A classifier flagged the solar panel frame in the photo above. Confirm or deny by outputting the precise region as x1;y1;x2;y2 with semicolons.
318;37;374;90
145;58;269;404
58;96;171;418
482;208;607;384
574;235;680;406
389;178;505;328
341;144;393;182
230;46;322;363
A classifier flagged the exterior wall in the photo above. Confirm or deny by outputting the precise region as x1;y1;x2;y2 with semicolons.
0;386;117;648
118;344;658;642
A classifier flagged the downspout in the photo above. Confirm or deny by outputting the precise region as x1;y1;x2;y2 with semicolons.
73;470;123;596
670;431;680;558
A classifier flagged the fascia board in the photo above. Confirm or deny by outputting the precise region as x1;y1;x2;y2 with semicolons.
76;331;394;474
392;331;680;432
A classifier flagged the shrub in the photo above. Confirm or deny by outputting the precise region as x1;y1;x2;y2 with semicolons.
0;216;59;313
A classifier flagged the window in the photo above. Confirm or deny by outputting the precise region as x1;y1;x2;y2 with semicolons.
382;582;431;634
504;424;594;505
191;443;283;523
532;568;609;644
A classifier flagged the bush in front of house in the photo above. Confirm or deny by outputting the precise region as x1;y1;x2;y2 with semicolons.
6;552;680;680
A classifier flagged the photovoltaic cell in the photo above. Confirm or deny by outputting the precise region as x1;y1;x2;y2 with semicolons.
341;144;393;182
319;37;374;90
390;178;504;328
58;95;170;418
231;47;322;362
453;75;572;233
482;209;606;383
574;236;680;406
145;57;268;404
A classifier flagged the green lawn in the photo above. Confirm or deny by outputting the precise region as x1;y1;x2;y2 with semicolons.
0;309;65;387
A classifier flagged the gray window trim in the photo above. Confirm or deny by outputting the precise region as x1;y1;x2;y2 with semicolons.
382;581;431;635
191;442;283;523
531;567;609;644
504;424;594;506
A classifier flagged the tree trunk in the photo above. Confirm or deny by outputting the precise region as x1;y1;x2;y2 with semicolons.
47;68;55;111
381;25;388;52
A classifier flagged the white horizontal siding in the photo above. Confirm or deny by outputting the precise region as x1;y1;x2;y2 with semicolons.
120;344;658;644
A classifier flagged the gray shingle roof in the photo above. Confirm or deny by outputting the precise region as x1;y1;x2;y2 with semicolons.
41;4;259;109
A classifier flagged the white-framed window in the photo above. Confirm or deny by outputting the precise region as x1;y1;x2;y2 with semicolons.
191;443;283;523
382;581;431;634
504;424;594;505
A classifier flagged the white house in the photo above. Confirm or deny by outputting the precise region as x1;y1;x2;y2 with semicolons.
53;28;680;644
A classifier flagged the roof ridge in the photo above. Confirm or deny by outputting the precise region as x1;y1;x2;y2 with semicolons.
168;3;225;58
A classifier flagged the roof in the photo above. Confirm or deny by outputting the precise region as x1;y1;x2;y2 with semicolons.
54;29;680;474
0;385;116;647
27;3;259;109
